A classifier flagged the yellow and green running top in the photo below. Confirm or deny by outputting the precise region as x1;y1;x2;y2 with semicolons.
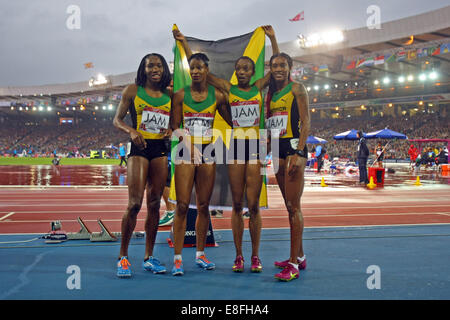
182;84;217;144
229;84;263;140
267;82;300;139
130;86;171;140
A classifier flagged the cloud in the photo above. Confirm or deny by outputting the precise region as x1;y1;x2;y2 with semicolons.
0;0;448;86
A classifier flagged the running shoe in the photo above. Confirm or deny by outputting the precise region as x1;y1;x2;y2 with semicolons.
232;255;244;272
172;259;184;276
143;257;166;274
196;255;215;270
250;256;263;273
159;210;175;226
274;257;307;270
274;264;299;282
117;256;132;278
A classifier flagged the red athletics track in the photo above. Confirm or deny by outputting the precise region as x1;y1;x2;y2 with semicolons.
0;185;449;235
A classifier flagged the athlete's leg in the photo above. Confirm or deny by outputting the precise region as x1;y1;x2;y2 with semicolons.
194;163;216;252
227;162;246;257
144;156;168;260
274;156;300;259
283;155;306;263
274;158;287;203
172;163;195;256
162;187;176;211
119;156;149;258
245;162;263;257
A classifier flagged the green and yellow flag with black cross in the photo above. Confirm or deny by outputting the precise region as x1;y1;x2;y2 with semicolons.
169;24;268;210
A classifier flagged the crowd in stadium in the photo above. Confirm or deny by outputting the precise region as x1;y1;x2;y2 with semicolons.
0;116;127;158
310;112;449;160
0;111;448;161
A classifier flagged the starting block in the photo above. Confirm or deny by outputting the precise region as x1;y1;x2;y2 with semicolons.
46;217;146;244
90;219;118;242
66;217;91;240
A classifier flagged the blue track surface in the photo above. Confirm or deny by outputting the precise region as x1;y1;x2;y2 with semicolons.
1;224;450;300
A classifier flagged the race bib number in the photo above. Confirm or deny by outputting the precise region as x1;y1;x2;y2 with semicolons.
139;107;170;134
267;112;288;138
230;100;260;128
184;112;214;138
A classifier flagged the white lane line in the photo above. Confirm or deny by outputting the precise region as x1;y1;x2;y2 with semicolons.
1;212;449;224
1;204;449;210
0;212;15;221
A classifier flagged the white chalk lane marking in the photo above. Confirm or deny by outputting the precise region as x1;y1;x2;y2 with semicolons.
0;212;15;221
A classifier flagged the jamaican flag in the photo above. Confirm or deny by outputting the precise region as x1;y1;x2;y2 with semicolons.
169;24;268;210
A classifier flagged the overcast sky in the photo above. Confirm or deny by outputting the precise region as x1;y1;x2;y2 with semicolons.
0;0;448;87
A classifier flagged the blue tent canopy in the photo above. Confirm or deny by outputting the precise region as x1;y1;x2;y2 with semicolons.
365;128;407;139
333;129;366;141
307;136;328;144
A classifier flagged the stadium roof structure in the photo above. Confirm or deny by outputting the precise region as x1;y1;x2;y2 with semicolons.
272;5;450;87
0;6;449;115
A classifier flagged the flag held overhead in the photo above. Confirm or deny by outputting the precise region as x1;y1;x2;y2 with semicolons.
169;24;268;210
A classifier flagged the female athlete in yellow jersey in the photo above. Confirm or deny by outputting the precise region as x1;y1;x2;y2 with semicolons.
170;53;233;276
113;53;172;278
266;53;310;281
173;26;279;274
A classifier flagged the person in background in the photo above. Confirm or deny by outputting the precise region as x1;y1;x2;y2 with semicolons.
119;143;127;167
356;130;369;185
374;142;384;168
51;156;60;166
408;144;419;168
426;147;435;166
436;146;448;165
159;78;176;227
315;144;325;173
159;148;176;226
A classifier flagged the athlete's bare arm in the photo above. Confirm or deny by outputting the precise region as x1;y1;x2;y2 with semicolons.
254;25;280;91
215;89;233;128
286;82;310;177
170;88;185;133
292;82;310;151
173;29;193;60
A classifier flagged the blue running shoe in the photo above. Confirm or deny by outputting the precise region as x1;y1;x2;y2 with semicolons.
117;256;132;278
172;259;184;276
196;255;215;270
143;257;166;274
